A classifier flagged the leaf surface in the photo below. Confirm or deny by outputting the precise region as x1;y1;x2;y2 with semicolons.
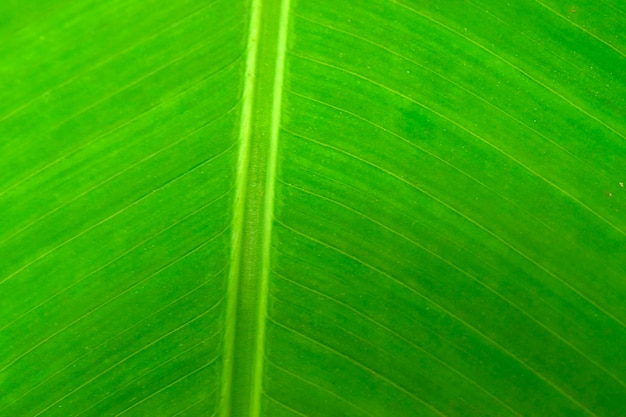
1;0;625;416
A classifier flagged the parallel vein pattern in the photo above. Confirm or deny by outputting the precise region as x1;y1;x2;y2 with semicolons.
264;0;626;416
1;0;625;416
0;0;247;415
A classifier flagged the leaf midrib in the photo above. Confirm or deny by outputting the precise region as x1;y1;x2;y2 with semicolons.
222;0;291;416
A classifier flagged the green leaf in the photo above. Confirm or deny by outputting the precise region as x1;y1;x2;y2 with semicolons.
1;0;625;416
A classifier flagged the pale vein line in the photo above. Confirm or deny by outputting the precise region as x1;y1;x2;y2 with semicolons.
0;229;228;376
534;0;626;59
0;38;243;198
77;336;218;417
114;368;219;417
287;89;557;234
391;0;626;142
277;162;515;276
272;271;523;417
292;12;626;275
278;179;479;280
272;248;509;365
0;0;229;123
295;13;614;185
0;145;234;286
0;190;230;335
291;52;626;239
32;305;225;417
0;0;72;48
278;180;626;388
269;317;448;417
265;356;377;417
284;128;626;331
280;102;624;337
463;1;589;75
264;394;310;417
598;0;626;16
0;268;225;414
46;21;243;133
170;397;217;417
0;103;239;248
272;294;490;416
275;219;600;417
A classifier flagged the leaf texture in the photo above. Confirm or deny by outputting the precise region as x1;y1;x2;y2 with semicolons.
0;0;625;416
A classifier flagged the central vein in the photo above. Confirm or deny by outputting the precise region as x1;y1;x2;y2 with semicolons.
222;0;290;416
